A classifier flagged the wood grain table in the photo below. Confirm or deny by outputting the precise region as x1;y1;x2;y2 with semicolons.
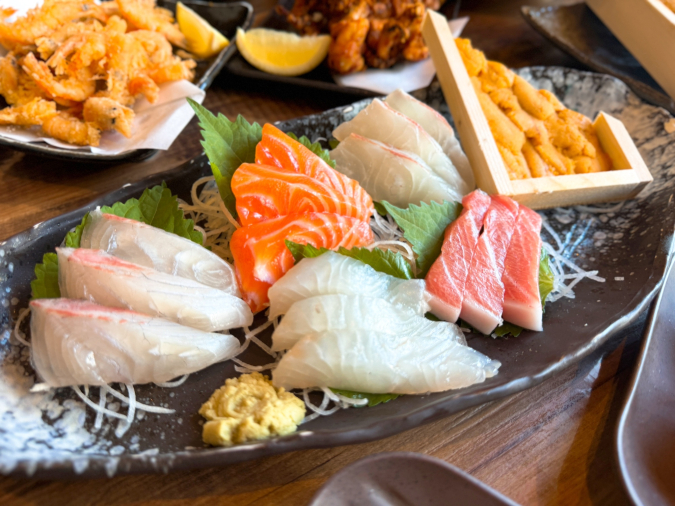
0;0;646;504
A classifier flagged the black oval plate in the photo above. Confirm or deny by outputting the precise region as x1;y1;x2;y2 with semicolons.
0;0;254;163
0;68;674;479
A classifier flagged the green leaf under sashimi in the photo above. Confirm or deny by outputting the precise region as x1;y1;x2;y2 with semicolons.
285;241;413;280
330;388;400;407
31;183;201;299
381;200;462;278
189;98;262;220
287;132;336;168
539;248;554;309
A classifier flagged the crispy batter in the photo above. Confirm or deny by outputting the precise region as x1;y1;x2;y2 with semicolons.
457;37;613;179
0;0;195;147
283;0;439;74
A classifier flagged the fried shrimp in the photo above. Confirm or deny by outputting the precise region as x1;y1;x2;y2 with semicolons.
0;99;56;127
117;0;186;47
83;97;134;138
42;111;101;146
22;52;96;103
0;0;196;147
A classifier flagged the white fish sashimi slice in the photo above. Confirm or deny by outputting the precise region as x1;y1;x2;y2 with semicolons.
267;251;429;319
80;210;240;297
57;248;253;332
330;134;462;208
272;294;467;352
30;299;241;387
333;99;470;196
272;328;500;394
384;89;475;189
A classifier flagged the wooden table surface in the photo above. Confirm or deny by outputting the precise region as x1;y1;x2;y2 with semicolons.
0;0;646;504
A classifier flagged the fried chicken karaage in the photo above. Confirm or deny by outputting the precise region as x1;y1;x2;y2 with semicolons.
280;0;441;74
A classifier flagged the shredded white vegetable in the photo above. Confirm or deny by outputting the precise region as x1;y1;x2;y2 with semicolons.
12;307;31;347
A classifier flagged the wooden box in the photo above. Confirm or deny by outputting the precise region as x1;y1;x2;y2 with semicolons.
587;0;675;102
422;11;653;210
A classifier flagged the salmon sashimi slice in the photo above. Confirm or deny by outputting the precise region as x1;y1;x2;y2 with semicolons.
425;190;491;323
502;206;543;331
231;163;373;227
231;213;374;313
255;123;370;205
460;195;519;334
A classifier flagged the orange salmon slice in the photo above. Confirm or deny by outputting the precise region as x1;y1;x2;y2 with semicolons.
255;123;370;204
232;163;373;227
231;212;374;313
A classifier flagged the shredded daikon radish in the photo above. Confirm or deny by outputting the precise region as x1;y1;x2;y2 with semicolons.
155;375;189;388
12;307;31;347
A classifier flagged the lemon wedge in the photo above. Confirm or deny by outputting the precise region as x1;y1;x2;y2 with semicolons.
235;28;331;76
177;2;229;59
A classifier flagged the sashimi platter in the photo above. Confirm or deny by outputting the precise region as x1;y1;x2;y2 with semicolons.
1;37;675;478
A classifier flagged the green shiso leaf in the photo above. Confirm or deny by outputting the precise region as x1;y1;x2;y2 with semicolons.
330;389;400;407
287;132;336;168
31;183;201;299
328;138;340;150
373;201;388;216
188;98;262;220
30;253;60;300
285;240;412;280
492;322;524;338
539;248;554;309
381;200;462;277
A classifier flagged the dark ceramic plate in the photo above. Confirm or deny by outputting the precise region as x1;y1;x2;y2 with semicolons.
0;0;254;163
308;452;518;506
616;256;675;504
1;68;674;479
521;3;675;116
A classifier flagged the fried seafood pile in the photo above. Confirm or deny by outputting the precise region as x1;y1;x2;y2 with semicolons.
281;0;441;74
0;0;195;147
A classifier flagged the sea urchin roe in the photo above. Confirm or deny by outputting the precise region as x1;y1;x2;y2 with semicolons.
455;38;613;180
199;372;305;446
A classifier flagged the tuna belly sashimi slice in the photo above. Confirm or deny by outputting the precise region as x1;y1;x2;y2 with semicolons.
332;99;470;196
80;210;240;297
268;251;429;319
384;89;474;190
230;214;374;313
255;124;371;208
57;248;253;332
272;294;466;352
330;134;462;208
231;163;373;226
460;195;519;335
502;206;543;331
272;327;500;394
426;190;491;323
30;299;240;387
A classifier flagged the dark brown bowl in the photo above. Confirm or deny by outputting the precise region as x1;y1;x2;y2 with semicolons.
309;452;518;506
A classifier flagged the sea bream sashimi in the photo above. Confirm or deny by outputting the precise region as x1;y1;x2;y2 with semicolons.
332;99;471;196
231;163;373;227
30;299;241;387
80;210;240;296
425;190;491;323
272;327;500;395
502;206;543;331
230;214;374;313
384;89;474;190
267;251;429;319
460;195;519;334
271;294;466;352
330;134;462;207
255;124;371;206
57;248;253;332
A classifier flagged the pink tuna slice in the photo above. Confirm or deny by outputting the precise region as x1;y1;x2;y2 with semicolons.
502;206;543;331
460;195;519;335
425;190;491;322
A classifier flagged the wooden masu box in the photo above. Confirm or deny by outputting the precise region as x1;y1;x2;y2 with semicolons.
422;11;653;210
